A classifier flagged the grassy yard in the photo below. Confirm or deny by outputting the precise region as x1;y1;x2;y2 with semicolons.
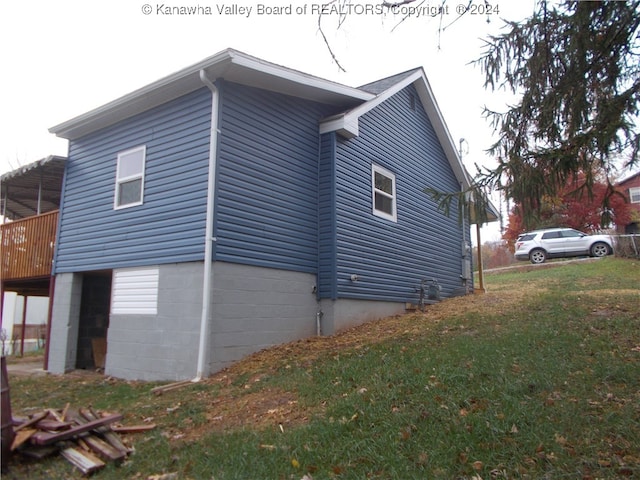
4;257;639;479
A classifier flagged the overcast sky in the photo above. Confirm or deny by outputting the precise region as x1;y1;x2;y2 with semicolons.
0;0;540;240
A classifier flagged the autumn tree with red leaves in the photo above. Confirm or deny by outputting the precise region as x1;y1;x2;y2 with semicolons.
503;174;632;245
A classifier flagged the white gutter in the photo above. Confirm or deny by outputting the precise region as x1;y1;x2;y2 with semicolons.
193;69;219;382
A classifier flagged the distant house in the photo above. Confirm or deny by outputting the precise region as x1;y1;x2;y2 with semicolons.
616;171;640;233
47;49;496;381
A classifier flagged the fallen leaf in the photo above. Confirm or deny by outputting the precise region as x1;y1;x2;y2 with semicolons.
291;458;300;468
147;474;178;480
472;460;483;470
554;433;567;445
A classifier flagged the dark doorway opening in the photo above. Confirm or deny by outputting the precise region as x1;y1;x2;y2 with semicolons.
76;272;112;370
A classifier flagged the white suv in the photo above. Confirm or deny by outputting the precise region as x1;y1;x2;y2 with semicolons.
515;228;613;264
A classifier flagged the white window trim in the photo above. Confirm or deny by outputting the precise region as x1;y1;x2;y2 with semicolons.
371;164;397;222
114;145;146;210
630;187;640;204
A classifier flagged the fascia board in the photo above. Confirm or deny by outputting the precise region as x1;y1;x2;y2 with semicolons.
49;48;373;140
411;72;500;223
319;70;423;139
48;51;234;140
319;115;359;138
320;68;472;191
346;69;424;121
411;71;472;190
229;51;373;103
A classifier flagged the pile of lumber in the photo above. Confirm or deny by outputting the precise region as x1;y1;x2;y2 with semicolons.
11;405;155;475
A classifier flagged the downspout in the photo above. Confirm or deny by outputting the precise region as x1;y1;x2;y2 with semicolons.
194;70;219;382
37;170;43;215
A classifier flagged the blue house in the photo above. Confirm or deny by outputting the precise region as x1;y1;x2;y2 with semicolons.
47;49;492;381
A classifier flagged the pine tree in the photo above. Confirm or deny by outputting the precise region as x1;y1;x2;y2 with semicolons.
478;1;640;228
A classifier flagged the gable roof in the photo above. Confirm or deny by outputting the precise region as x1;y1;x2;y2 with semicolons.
616;170;640;187
358;69;421;95
49;48;496;222
49;48;373;140
319;68;473;191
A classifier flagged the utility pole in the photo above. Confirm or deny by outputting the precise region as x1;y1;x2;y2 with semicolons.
459;138;485;294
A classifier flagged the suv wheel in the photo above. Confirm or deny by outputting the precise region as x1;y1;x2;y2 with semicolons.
590;242;610;257
530;248;547;264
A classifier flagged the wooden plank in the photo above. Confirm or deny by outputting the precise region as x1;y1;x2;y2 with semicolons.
111;424;156;434
82;434;127;462
76;437;90;452
30;413;123;446
151;380;193;395
60;403;70;422
60;447;105;475
35;419;73;431
47;408;65;422
80;408;131;454
91;338;107;369
11;428;37;451
14;411;49;432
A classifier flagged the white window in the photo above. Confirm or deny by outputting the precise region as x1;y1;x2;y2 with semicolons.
630;187;640;204
372;164;397;222
115;146;146;209
111;267;159;315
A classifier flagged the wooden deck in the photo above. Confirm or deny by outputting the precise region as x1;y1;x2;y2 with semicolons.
1;210;58;281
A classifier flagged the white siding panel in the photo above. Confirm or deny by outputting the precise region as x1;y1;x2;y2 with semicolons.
111;267;159;315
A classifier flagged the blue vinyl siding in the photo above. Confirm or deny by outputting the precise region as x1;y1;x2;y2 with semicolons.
214;81;335;273
54;88;212;273
329;85;467;301
318;132;337;299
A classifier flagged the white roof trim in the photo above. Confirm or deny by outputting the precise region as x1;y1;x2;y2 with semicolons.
50;48;374;140
320;69;472;190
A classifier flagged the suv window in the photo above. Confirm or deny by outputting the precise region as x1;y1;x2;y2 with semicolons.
518;234;536;241
541;231;562;239
561;230;583;238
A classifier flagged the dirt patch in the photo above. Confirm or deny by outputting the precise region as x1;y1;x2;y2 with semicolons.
206;387;310;431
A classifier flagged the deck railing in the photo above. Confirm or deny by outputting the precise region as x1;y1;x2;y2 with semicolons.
1;210;58;281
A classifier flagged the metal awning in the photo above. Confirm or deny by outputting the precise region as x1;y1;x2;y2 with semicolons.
1;156;66;220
